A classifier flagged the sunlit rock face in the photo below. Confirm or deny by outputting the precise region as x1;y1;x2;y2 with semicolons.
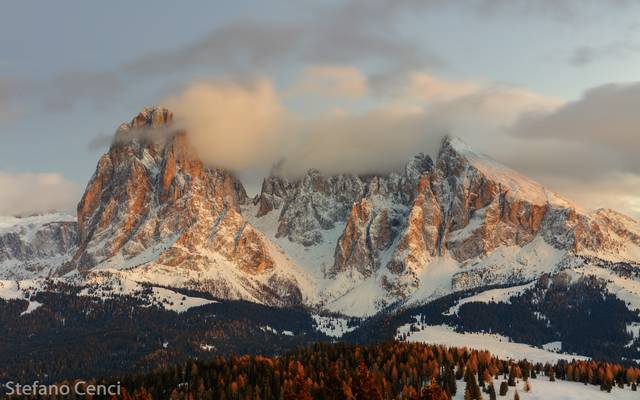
68;107;303;306
3;107;640;315
256;135;640;311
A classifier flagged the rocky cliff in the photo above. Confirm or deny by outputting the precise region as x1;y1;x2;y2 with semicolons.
66;107;306;306
0;214;77;280
2;108;639;316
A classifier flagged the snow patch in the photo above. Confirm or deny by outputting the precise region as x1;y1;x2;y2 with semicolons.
312;315;357;338
445;282;535;315
399;323;588;364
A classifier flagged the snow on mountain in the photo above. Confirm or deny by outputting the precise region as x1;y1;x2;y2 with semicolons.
2;109;640;319
451;376;638;400
0;279;46;315
444;281;536;315
443;136;573;208
65;107;311;307
398;323;589;364
0;213;77;280
311;314;357;338
79;272;216;313
246;135;640;315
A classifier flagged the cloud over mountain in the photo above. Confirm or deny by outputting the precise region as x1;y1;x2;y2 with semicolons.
0;171;80;216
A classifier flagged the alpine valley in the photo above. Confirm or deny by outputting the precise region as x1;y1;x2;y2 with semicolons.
2;107;640;383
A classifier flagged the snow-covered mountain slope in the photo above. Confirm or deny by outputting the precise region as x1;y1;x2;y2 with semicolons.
2;107;640;318
450;376;638;400
398;323;588;364
247;134;640;315
0;213;77;280
63;107;311;307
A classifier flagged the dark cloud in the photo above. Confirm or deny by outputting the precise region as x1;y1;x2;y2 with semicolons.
5;0;639;116
570;42;639;66
471;0;635;19
512;81;640;176
569;23;640;66
0;78;31;124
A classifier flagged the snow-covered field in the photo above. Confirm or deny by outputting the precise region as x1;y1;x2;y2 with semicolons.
398;324;588;364
452;377;638;400
1;275;216;314
0;279;44;315
444;282;535;315
312;314;357;338
80;273;217;313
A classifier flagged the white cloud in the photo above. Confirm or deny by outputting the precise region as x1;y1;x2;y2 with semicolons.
288;65;368;99
403;73;481;102
0;172;80;216
513;82;640;175
162;78;292;171
159;72;638;217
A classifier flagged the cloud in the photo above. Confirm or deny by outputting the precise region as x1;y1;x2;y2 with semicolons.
0;78;31;124
161;73;559;177
569;35;640;67
162;78;292;171
158;72;640;217
0;172;80;216
403;73;481;102
87;131;115;152
503;81;640;218
569;43;637;66
539;173;640;218
568;22;640;66
512;82;640;176
288;65;368;99
470;0;636;19
8;0;638;116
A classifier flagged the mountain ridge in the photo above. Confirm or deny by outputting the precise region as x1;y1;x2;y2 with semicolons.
1;107;639;317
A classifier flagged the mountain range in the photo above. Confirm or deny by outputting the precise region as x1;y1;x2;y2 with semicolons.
2;106;640;317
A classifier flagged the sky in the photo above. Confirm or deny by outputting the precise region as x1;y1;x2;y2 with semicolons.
0;0;639;217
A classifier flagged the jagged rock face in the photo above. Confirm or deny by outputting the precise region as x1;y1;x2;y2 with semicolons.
261;171;367;246
329;160;434;278
68;107;304;306
331;194;406;278
255;135;640;313
433;138;552;261
0;215;77;280
254;176;297;217
256;154;433;278
432;138;640;263
387;172;443;276
3;112;640;316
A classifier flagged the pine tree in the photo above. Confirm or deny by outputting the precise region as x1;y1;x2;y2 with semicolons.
507;367;516;387
499;381;508;396
420;378;449;400
442;364;457;396
352;361;382;400
464;367;483;400
487;383;497;400
284;373;313;400
322;365;348;400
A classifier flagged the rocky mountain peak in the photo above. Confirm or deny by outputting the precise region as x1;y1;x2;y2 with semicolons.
404;152;433;183
4;118;640;316
130;107;173;129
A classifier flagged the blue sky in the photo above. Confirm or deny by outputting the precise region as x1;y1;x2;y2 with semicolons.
1;0;639;216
